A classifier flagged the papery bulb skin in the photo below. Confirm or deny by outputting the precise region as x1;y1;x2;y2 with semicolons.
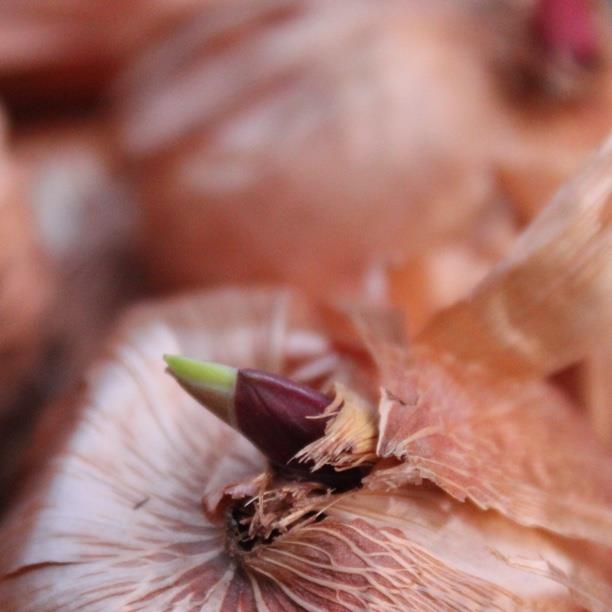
496;0;612;221
112;0;612;307
421;136;612;381
1;289;611;610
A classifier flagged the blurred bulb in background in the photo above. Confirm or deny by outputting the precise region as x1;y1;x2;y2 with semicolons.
114;0;612;320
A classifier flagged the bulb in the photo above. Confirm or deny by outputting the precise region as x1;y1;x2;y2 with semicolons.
0;284;610;608
114;0;612;302
114;0;509;296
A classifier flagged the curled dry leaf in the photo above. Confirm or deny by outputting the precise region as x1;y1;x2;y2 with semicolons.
1;288;610;610
421;135;612;379
370;342;612;545
368;137;612;542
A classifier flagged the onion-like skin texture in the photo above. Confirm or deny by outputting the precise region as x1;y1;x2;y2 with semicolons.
422;135;612;380
1;288;611;610
0;121;140;509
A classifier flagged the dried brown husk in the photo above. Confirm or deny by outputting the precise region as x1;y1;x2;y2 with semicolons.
421;135;612;380
369;342;612;545
366;137;612;542
388;0;612;335
388;197;519;334
295;382;378;471
1;288;610;610
1;4;610;606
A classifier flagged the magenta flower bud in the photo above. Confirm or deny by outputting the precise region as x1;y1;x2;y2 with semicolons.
163;355;362;487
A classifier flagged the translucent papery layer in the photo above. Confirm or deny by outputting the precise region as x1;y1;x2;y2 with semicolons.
362;139;612;543
0;289;360;609
370;342;612;546
421;135;612;379
0;288;610;610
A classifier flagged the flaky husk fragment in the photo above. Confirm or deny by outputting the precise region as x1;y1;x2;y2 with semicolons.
422;134;612;379
1;288;610;610
370;342;612;545
367;137;612;542
294;383;378;471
